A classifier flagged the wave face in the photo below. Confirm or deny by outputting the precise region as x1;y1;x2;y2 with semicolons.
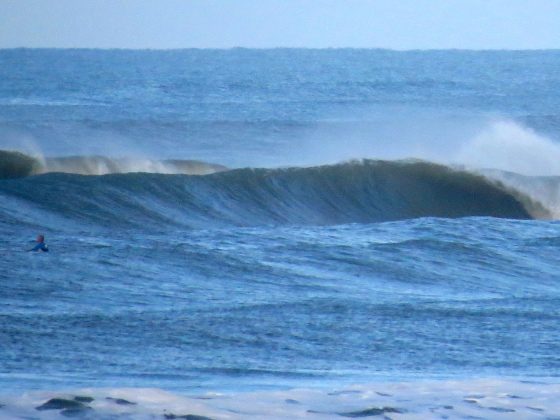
0;150;227;178
0;160;534;229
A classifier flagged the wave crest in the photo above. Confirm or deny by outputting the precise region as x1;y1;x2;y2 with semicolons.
0;150;42;179
0;159;538;228
0;150;228;178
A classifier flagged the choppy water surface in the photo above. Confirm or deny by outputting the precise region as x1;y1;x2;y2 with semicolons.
1;49;560;418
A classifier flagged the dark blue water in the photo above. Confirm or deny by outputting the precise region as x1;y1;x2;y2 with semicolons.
1;49;560;395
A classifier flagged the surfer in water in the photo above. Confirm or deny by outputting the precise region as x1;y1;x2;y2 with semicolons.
29;234;49;252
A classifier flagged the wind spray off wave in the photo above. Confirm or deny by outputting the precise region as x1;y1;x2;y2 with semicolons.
0;150;228;178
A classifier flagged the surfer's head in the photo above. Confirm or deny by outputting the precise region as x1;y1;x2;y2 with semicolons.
36;234;44;243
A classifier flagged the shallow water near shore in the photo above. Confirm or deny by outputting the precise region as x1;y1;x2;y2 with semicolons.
1;379;559;419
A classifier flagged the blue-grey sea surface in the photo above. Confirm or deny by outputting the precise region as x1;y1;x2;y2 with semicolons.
1;49;560;398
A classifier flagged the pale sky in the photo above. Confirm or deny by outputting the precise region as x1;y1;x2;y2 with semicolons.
1;0;559;49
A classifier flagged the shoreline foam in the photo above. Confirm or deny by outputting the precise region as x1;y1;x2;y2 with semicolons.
1;378;558;419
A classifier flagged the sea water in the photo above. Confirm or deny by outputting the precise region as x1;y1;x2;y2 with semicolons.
1;49;560;418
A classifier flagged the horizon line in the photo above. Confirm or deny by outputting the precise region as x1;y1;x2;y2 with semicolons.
1;46;560;52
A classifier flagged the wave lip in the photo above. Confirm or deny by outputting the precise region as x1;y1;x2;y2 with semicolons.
0;159;537;229
0;150;41;179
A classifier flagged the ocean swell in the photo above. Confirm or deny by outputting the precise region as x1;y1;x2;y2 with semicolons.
0;160;540;229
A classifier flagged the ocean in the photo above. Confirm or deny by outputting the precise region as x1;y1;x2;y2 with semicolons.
1;48;560;419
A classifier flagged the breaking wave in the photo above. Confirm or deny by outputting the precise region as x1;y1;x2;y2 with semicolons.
0;150;227;178
0;150;42;179
0;159;546;229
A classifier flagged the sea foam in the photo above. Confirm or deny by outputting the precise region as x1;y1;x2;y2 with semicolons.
0;379;557;419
